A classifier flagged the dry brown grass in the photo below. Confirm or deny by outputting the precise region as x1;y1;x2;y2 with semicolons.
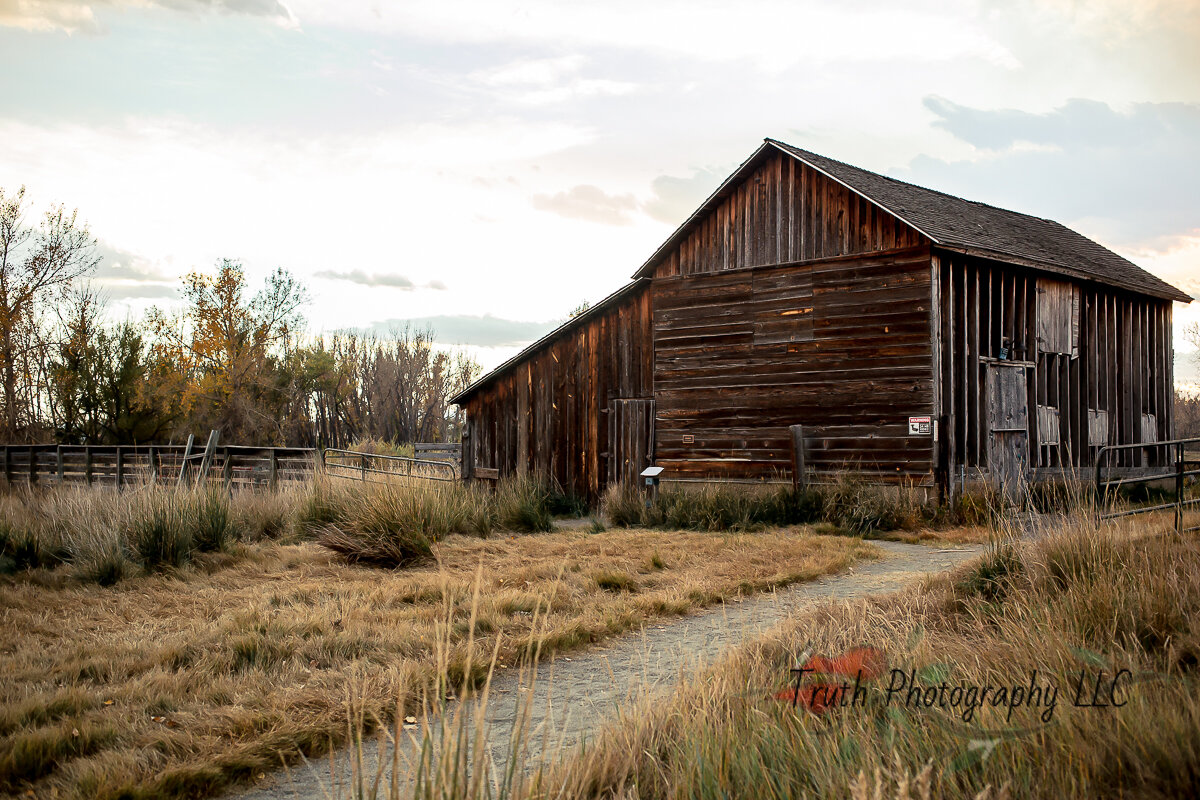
522;514;1200;799
875;524;998;545
0;521;871;799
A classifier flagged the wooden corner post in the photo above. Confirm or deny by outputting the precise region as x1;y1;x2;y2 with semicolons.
790;425;807;491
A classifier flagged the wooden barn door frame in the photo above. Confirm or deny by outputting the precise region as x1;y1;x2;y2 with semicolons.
607;398;654;487
985;361;1031;501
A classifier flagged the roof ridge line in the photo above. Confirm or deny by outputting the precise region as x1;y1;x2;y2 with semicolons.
765;138;1064;224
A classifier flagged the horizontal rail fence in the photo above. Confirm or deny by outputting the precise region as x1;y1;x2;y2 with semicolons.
323;448;458;484
414;442;462;464
0;444;318;490
1095;438;1200;534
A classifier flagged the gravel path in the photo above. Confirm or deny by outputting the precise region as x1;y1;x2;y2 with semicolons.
232;540;985;800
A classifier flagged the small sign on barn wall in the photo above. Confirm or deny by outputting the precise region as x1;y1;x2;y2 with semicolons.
908;416;932;436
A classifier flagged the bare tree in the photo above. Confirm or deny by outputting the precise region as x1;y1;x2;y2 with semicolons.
0;187;99;440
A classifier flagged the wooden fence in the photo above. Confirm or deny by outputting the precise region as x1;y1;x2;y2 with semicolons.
0;444;318;490
323;448;458;484
414;442;462;463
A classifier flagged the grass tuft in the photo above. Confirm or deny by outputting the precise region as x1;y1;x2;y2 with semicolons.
593;570;638;592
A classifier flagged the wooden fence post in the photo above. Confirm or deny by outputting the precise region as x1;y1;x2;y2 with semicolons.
56;445;64;485
222;447;233;490
1176;442;1185;535
150;446;159;484
177;434;195;486
196;430;220;488
84;446;93;486
115;446;124;490
28;445;37;486
789;425;807;492
360;453;368;482
269;450;278;491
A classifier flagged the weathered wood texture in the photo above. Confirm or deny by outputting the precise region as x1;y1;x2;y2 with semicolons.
648;151;926;279
935;251;1174;476
461;284;653;499
654;245;935;481
458;145;1181;499
607;398;654;486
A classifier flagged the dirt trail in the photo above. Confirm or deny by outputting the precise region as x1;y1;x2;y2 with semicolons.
232;540;984;800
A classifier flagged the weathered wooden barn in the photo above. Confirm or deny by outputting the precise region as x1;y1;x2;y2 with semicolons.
451;139;1190;499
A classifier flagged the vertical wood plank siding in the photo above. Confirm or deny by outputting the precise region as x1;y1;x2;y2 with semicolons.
654;246;936;481
649;152;925;279
936;252;1174;474
462;285;653;499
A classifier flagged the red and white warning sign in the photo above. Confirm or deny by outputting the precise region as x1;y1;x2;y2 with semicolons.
908;416;932;435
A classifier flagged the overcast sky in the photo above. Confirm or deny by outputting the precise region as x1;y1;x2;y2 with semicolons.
2;0;1198;377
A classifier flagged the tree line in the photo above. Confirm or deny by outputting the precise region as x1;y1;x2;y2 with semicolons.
0;186;478;447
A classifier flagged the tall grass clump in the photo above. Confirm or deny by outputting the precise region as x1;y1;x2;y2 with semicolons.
189;487;234;552
231;486;301;541
0;485;249;583
126;491;195;569
307;477;494;567
306;473;581;567
0;491;87;573
493;474;555;533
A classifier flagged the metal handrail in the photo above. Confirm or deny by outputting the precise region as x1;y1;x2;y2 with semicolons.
322;448;459;483
1095;437;1200;534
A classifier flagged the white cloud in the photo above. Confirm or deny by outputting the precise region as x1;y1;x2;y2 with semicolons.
0;116;650;344
0;0;294;33
471;55;587;87
315;269;448;290
466;55;642;106
0;0;99;32
286;0;1019;72
532;184;638;225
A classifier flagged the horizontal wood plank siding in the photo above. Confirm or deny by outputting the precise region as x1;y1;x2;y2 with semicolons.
654;246;935;481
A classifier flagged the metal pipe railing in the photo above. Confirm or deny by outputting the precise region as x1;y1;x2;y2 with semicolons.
1095;437;1200;534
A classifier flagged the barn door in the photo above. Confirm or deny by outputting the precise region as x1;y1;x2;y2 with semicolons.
607;399;654;487
986;363;1029;500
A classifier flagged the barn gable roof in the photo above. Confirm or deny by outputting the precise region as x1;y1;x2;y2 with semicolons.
634;138;1190;303
454;139;1189;406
